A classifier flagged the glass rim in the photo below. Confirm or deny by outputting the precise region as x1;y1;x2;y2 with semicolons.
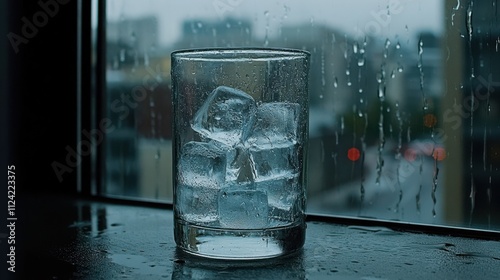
171;47;310;61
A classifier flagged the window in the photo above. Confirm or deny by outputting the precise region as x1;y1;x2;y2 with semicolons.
89;0;500;231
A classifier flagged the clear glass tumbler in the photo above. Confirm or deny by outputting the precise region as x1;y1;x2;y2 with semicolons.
171;48;310;259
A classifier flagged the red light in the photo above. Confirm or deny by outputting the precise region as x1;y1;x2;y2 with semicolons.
347;147;361;161
404;148;417;162
433;147;446;161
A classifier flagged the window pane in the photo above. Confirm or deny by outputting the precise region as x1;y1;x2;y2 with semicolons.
98;0;500;230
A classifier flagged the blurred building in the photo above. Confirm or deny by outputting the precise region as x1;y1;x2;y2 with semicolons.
104;16;173;200
107;16;159;62
174;17;253;49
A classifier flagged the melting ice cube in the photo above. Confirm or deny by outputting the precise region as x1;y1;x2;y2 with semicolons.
176;141;227;223
218;187;268;229
255;175;302;224
177;184;219;223
249;143;299;179
243;102;300;147
255;174;300;209
192;86;256;147
178;141;226;188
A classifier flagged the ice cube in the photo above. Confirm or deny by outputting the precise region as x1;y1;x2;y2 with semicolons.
178;141;226;188
255;175;302;225
268;197;302;226
243;102;300;147
192;86;256;147
255;174;300;209
249;143;299;179
176;141;227;223
218;187;268;229
176;184;219;224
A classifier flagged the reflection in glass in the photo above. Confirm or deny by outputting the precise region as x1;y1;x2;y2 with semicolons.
171;249;305;280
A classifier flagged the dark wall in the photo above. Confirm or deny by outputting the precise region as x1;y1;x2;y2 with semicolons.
8;0;78;195
2;2;79;278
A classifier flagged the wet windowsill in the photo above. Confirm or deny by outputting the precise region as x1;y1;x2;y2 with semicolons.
13;191;500;279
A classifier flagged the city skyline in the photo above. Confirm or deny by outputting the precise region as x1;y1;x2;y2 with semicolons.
99;0;444;47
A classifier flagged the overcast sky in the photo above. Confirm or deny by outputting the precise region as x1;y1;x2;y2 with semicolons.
98;0;444;47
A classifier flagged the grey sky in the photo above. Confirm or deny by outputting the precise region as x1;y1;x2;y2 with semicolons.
101;0;444;47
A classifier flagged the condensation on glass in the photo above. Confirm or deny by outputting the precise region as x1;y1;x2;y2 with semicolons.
97;0;500;231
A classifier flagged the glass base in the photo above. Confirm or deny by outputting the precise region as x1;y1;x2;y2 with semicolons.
174;218;305;260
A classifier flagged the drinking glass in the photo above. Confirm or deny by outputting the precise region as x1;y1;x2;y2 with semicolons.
171;48;310;259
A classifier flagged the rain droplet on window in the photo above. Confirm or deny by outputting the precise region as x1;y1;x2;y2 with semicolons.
119;49;126;62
